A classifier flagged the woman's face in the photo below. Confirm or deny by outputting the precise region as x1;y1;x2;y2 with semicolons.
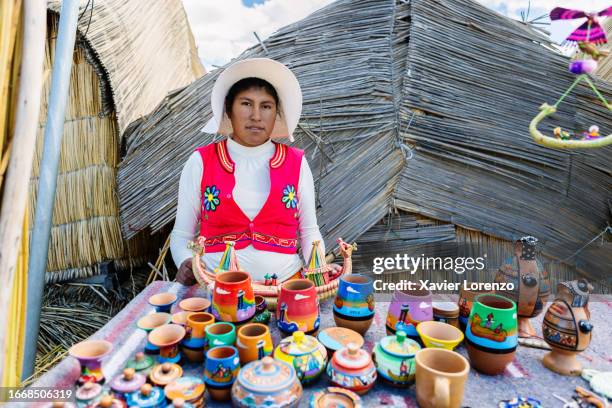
229;87;277;147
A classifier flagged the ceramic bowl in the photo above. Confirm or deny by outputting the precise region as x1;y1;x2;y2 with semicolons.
416;321;464;350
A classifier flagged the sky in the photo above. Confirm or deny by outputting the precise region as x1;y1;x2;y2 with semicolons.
181;0;612;72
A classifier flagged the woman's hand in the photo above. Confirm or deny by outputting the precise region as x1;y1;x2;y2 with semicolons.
176;258;197;286
329;263;343;275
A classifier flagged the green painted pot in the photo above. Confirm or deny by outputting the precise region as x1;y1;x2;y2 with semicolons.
372;331;421;387
206;322;237;348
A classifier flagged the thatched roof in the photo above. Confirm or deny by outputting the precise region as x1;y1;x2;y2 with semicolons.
117;0;611;280
47;0;205;134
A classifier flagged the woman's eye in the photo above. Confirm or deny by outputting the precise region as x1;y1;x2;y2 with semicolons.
241;101;251;106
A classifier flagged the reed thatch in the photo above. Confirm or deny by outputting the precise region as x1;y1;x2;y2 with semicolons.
33;0;204;282
117;0;611;289
593;18;612;81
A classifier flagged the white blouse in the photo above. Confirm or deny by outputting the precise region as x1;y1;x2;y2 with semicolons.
170;137;325;282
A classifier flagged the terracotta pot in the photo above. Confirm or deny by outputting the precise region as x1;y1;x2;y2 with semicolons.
206;322;237;348
149;363;183;387
164;376;206;407
415;348;469;408
416;321;463;350
432;302;460;329
148;324;186;364
171;311;189;327
236;323;273;364
232;357;302;408
137;313;172;355
148;292;177;313
182;312;215;362
109;368;146;402
277;279;320;336
68;339;113;385
125;384;165;407
372;331;421;387
542;279;593;376
385;288;432;343
309;387;362;408
317;327;364;357
465;294;517;375
274;331;327;384
326;343;376;395
211;271;256;324
495;236;550;337
457;284;493;332
89;395;127;408
333;275;374;335
179;297;211;313
204;346;241;401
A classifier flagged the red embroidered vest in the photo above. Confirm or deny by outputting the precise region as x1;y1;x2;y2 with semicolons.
197;139;303;254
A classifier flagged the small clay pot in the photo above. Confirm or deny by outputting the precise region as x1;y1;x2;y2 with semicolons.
109;368;146;401
149;362;183;387
172;311;189;326
164;376;206;407
126;384;165;407
75;381;103;406
125;352;155;376
69;339;113;385
236;323;273;364
333;275;375;335
310;387;363;408
204;346;240;401
182;312;215;362
277;279;320;336
206;322;237;348
211;271;256;324
317;327;364;357
148;292;178;313
179;297;211;313
137;313;172;355
327;343;376;395
416;321;464;350
148;324;186;364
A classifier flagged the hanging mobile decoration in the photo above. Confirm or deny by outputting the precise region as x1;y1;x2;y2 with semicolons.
529;6;612;149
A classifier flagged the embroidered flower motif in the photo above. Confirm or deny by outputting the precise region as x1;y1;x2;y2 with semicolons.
203;185;221;211
282;185;298;209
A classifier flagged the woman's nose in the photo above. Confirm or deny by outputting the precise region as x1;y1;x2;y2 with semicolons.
250;106;261;121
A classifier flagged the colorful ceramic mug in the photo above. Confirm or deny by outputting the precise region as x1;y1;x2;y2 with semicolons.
137;313;172;355
277;279;320;336
204;346;241;401
465;294;518;375
415;348;469;408
236;323;274;364
68;339;113;384
148;292;178;313
148;324;186;364
206;322;237;349
385;288;433;342
333;274;375;335
182;312;215;362
212;271;256;324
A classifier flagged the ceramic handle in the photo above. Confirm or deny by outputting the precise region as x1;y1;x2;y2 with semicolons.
434;377;450;408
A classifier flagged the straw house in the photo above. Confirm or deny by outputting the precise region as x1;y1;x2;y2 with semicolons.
32;0;205;283
117;0;611;292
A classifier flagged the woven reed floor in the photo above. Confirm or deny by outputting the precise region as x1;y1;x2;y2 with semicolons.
27;281;612;407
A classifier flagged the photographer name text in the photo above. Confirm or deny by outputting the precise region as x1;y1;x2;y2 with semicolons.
373;280;514;292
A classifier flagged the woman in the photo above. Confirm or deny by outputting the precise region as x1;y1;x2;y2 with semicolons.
171;58;328;285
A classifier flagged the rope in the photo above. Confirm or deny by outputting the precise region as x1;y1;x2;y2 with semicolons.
560;226;612;262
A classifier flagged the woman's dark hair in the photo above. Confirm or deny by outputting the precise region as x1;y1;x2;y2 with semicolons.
224;77;280;117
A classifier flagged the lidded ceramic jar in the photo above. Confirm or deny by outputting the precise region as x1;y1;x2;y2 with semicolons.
89;395;127;408
372;330;421;387
149;363;183;387
165;399;195;408
326;343;376;395
110;368;146;401
126;384;165;407
231;356;303;408
125;352;155;376
274;331;327;384
164;376;205;408
76;381;103;406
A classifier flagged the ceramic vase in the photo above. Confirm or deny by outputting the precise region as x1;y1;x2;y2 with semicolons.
206;322;237;348
232;357;303;408
495;236;550;337
211;271;256;325
274;331;328;384
236;323;273;364
326;343;377;395
465;294;517;375
148;292;177;313
457;284;494;332
148;324;186;364
277;279;320;336
68;339;113;385
137;312;172;355
204;346;241;402
385;288;433;343
542;279;593;376
182;312;215;362
372;331;421;387
333;275;375;335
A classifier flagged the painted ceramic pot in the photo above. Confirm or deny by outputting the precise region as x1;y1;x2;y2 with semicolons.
182;312;215;362
148;363;183;388
165;399;195;408
89;395;128;408
457;284;494;332
274;331;328;384
253;295;271;324
204;346;241;401
465;294;518;375
232;357;303;408
432;302;460;329
372;331;421;387
317;327;364;357
236;323;273;364
164;376;206;408
109;368;146;402
148;324;185;364
309;387;363;408
68;339;113;385
326;343;377;395
206;322;237;348
416;321;464;350
75;381;103;406
148;292;177;314
495;236;550;337
178;297;211;313
126;384;165;407
385;288;433;342
137;313;172;355
171;311;188;327
211;271;256;325
542;279;593;376
125;352;155;377
277;279;320;336
333;275;375;335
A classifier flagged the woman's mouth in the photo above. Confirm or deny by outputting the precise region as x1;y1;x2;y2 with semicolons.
246;126;265;132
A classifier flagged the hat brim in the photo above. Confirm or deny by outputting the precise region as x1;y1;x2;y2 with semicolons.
201;58;302;142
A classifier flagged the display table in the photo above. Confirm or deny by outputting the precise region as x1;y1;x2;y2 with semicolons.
27;281;611;407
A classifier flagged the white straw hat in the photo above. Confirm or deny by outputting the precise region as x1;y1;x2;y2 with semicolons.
201;58;302;142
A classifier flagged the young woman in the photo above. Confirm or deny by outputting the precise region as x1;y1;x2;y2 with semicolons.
170;58;334;285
